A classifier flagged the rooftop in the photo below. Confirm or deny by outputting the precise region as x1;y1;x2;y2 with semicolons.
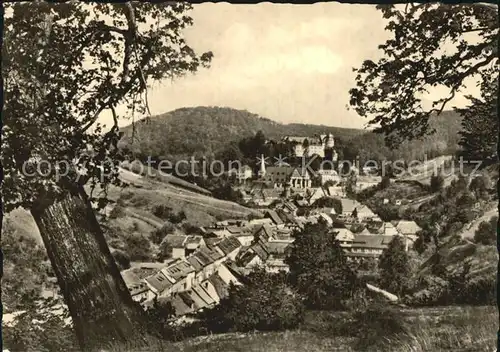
340;198;358;213
208;273;230;299
266;210;284;225
394;220;422;235
144;271;174;293
216;236;241;256
351;234;394;249
164;234;187;248
332;228;355;242
162;259;195;280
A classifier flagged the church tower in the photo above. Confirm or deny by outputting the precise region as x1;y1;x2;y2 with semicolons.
258;154;266;178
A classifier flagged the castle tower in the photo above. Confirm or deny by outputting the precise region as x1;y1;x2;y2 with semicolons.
326;133;335;148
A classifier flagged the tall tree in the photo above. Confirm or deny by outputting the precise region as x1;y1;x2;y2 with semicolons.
378;236;411;296
457;77;498;164
349;3;498;148
286;222;358;310
2;2;212;350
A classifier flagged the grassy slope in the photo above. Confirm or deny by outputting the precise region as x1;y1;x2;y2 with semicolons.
161;306;495;352
112;167;261;223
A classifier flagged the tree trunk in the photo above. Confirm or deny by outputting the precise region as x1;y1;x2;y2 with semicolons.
30;186;152;351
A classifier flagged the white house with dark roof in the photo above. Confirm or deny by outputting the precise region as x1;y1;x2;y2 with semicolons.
347;234;394;261
332;228;355;249
144;271;175;300
214;236;241;261
393;220;421;251
379;222;401;236
227;165;253;183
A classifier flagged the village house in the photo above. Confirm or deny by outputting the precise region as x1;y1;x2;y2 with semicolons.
164;235;189;259
128;282;150;304
354;204;377;222
160;259;196;293
227;165;253;183
378;222;401;236
329;185;346;198
393;220;422;251
340;198;359;218
233;230;255;246
347;234;393;262
318;169;340;185
318;212;334;226
310;206;337;216
264;209;286;228
190;285;218;310
264;241;291;273
163;234;206;259
187;246;225;285
364;218;385;233
278;211;304;231
253;223;275;243
259;159;313;189
279;200;298;215
236;240;270;270
214;236;242;261
333;227;355;250
269;228;294;243
202;273;229;303
247;216;274;227
144;271;175;300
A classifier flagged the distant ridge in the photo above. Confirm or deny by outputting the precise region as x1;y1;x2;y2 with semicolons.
118;106;365;158
118;106;463;162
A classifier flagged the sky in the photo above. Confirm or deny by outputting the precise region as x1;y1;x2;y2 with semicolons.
99;3;479;131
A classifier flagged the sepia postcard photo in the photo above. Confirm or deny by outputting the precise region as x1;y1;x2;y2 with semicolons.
1;1;498;351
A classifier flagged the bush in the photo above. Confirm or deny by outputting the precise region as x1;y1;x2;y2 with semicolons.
380;175;391;189
156;241;173;262
469;174;491;199
112;250;131;270
430;174;444;192
351;304;410;351
109;205;125;219
3;300;79;352
296;207;310;216
153;204;186;224
129;221;140;232
152;204;173;220
311;196;342;214
129;195;149;207
119;191;135;201
473;216;497;245
203;269;305;333
125;234;152;261
150;223;175;245
182;222;202;235
170;210;186;224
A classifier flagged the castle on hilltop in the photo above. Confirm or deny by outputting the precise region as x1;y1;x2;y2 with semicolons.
282;133;336;159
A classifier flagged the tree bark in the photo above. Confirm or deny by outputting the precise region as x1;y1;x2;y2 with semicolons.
30;185;152;351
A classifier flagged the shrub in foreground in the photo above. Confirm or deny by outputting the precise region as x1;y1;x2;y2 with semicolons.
203;268;305;333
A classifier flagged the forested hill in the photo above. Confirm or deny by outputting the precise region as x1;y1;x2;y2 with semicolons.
118;106;364;158
342;110;463;162
118;106;463;162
